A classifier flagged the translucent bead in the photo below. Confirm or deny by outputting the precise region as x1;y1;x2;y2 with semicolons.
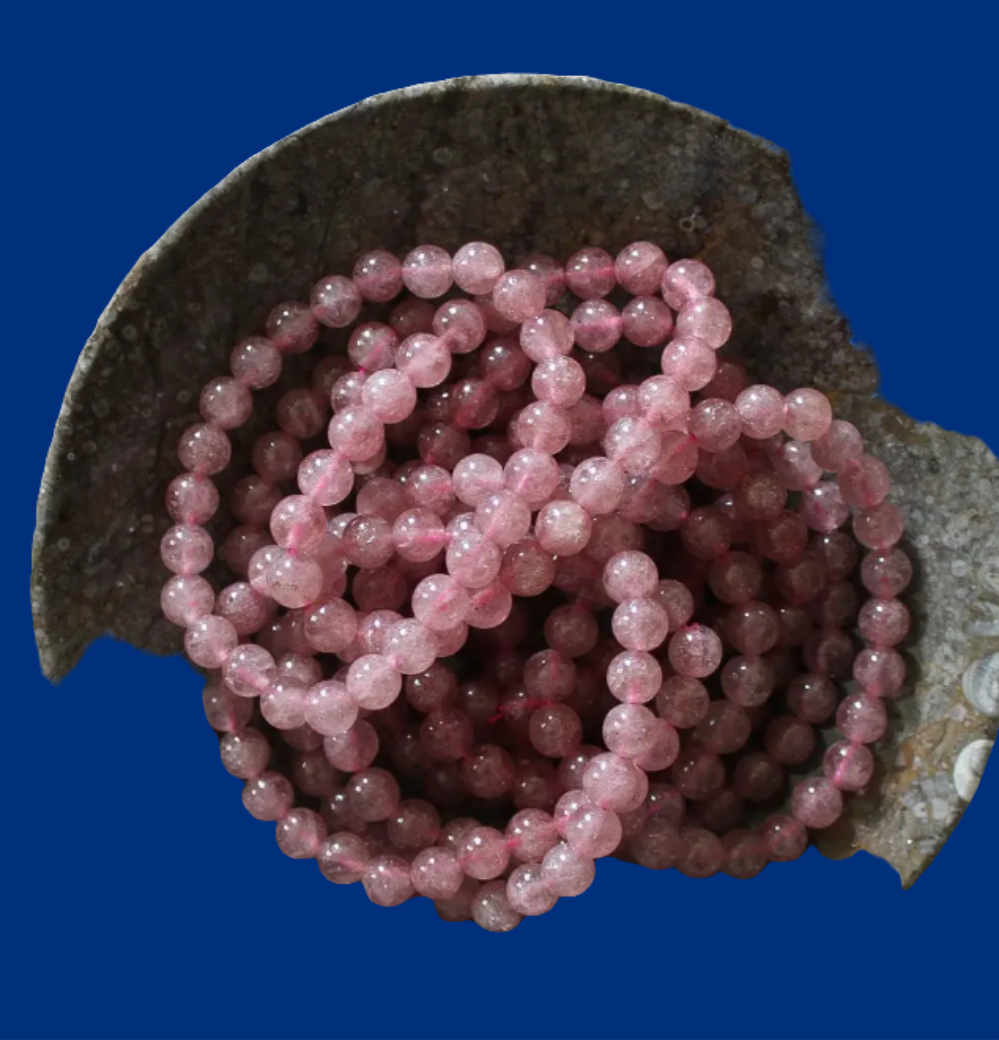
858;597;910;647
760;815;807;862
676;827;725;878
506;864;558;916
279;388;330;437
531;355;586;407
327;407;384;463
708;551;762;605
825;740;876;791
544;603;599;658
323;720;379;772
396;333;451;388
317;832;370;884
602;550;659;604
604;416;662;474
345;768;401;823
360;370;416;424
786;673;839;723
734;385;786;439
854;501;905;550
660;336;717;392
568;456;625;515
670;746;725;801
583;753;648;812
812;530;860;581
811;419;864;472
535;501;592;556
522;254;566;305
165;473;220;527
466;580;514;630
346;654;402;710
513;401;572;454
463;746;517;800
311;273;362;328
185;615;238;668
611;241;665;295
178;423;230;475
861;548;913;598
722;829;768;880
694;701;751;755
611;598;670;652
520;309;575;362
363;855;414;906
266;554;323;609
782;388;832;442
471;880;522;932
160;574;214;627
791;777;843;829
402;245;453;298
529;704;583;757
631;819;683;870
541;842;595;897
252;431;302;483
461;825;511;879
492;270;546;322
602;703;658;759
230;336;282;388
505;809;559;863
479;337;532;390
388;298;434;339
452;241;505;294
765;716;816;765
773;554;826;605
622;296;674;347
565;246;616;299
732;752;783;802
412;574;472;632
853;647;906;697
203;681;253;733
755;510;809;564
676;297;731;348
304;679;357;736
242;772;294;821
502;448;559;509
570;299;622;353
353;250;403;302
667;624;723;678
661;258;715;309
260;678;307;730
223;644;277;698
411;847;464;899
839;455;891;508
266;301;319;355
690;399;741;452
275;808;326;859
270;494;327;553
219;728;270;778
656;675;710;728
199;377;252;430
726;600;780;655
798;481;850;533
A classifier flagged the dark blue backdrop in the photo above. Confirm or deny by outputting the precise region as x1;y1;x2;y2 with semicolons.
8;3;997;1039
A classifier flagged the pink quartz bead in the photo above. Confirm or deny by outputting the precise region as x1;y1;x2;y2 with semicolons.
570;299;623;353
544;604;599;659
382;619;436;675
230;336;282;389
583;753;648;812
520;309;575;362
732;752;783;802
405;663;458;713
667;624;723;678
389;297;435;339
656;675;710;728
854;647;906;698
861;548;913;598
565;246;616;299
345;654;401;710
432;299;487;355
203;681;253;733
390;508;445;563
317;832;370;885
791;777;843;829
690;399;741;452
676;297;731;349
323;720;380;772
242;772;294;821
623;296;674;347
630;818;683;870
360;370;417;424
602;703;658;759
165;473;219;526
531;356;586;407
774;555;826;605
670;747;725;802
229;475;280;527
159;524;211;574
505;809;559;863
661;258;716;309
452;242;505;294
533;500;591;556
567;456;624;516
466;580;514;630
340;514;393;569
756;510;809;564
411;847;464;899
353;249;404;302
402;245;453;299
304;679;357;736
839;455;891;508
603;550;659;604
178;423;230;476
722;830;768;880
541;842;595;897
813;530;860;581
798;481;850;533
522;254;566;305
252;431;302;482
266;554;323;609
451;453;503;507
412;574;472;632
638;375;688;428
328;407;384;462
694;701;752;755
653;580;695;630
603;416;662;475
765;715;816;765
652;431;699;486
615;241;668;295
783;388;832;442
823;740;875;794
185;615;238;668
676;827;725;878
858;598;910;647
345;768;401;823
523;648;577;702
703;359;747;401
506;864;558;916
530;704;583;757
474;490;530;548
660;337;717;392
563;804;623;858
471;881;522;932
199;376;252;430
396;333;451;388
513;401;572;454
786;673;839;723
479;338;532;391
161;573;215;630
259;678;307;730
386;800;441;850
734;384;786;439
270;494;327;553
611;598;670;652
266;301;319;355
725;601;780;655
420;709;474;762
503;448;560;508
811;419;864;472
760;815;808;862
854;501;905;550
606;650;662;705
311;273;362;328
492;270;546;322
461;825;511;879
219;728;270;779
223;643;277;698
275;807;325;859
363;855;414;906
708;551;763;605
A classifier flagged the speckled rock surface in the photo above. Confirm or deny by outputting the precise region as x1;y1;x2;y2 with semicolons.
31;74;995;885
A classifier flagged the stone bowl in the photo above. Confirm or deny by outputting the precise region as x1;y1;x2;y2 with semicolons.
31;74;997;886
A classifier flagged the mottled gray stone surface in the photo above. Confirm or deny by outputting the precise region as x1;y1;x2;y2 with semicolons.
31;75;995;885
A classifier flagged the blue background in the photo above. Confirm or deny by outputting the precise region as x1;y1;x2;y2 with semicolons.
7;3;997;1038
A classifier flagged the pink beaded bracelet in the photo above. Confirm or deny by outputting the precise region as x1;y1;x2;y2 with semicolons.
162;238;910;931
